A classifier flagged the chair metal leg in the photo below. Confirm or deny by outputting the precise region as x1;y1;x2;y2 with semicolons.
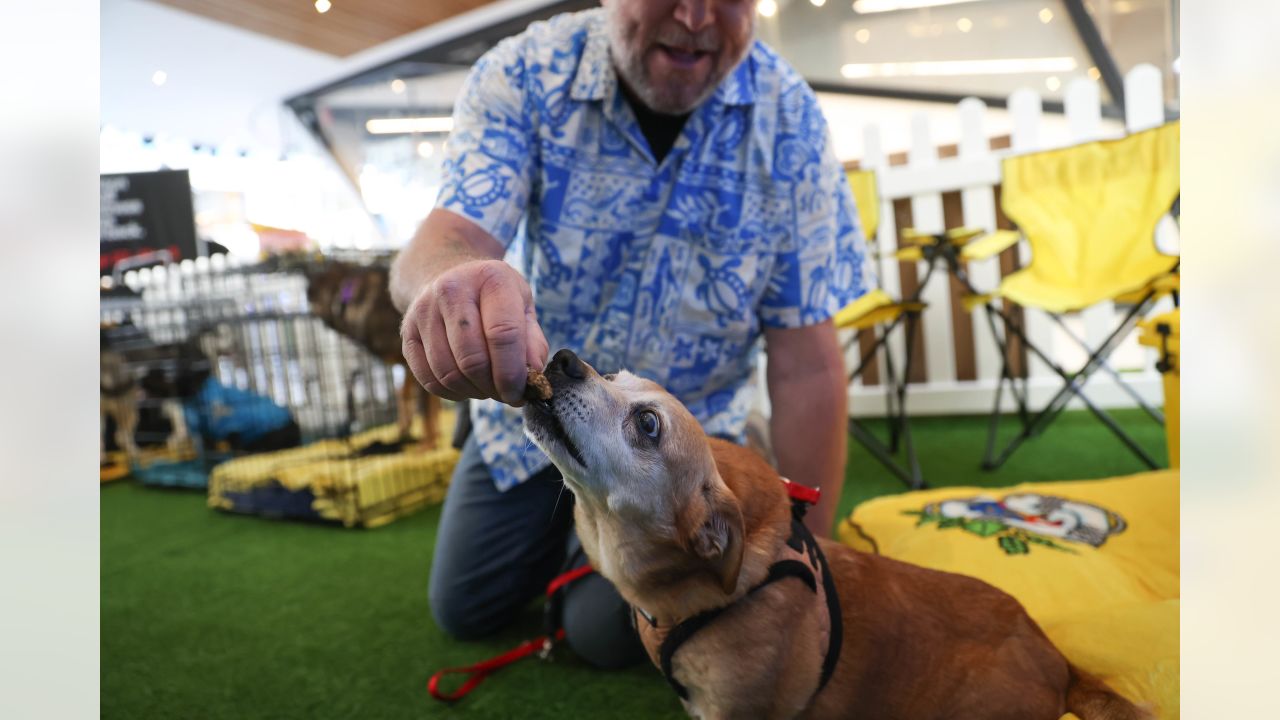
979;302;1026;470
849;418;922;488
1026;300;1153;437
844;312;926;488
983;297;1160;470
1047;312;1165;425
980;304;1004;460
982;371;1007;470
897;310;925;488
878;325;903;453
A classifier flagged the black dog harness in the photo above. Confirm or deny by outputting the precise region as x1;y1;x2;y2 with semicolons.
634;480;843;703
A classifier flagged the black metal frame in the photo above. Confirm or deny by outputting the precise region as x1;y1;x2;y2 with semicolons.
843;243;960;490
1062;0;1128;109
936;241;1171;472
843;301;926;490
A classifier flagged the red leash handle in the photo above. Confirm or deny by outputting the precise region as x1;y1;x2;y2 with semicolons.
427;563;595;703
428;629;566;702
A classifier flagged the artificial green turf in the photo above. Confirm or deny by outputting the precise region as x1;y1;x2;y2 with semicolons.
102;409;1167;719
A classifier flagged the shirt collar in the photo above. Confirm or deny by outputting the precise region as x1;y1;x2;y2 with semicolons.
570;19;757;109
714;51;756;107
569;14;616;103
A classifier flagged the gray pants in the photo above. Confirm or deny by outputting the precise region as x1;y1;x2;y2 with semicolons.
428;434;647;670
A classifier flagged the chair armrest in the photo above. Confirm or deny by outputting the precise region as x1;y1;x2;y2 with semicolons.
960;230;1022;261
893;247;924;262
898;227;935;247
946;227;986;245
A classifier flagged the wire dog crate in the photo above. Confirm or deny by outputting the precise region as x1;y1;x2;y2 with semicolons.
101;254;456;526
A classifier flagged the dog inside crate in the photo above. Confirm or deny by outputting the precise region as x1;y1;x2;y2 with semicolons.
101;312;302;484
303;257;441;451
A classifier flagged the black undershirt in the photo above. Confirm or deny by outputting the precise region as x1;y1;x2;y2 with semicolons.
621;85;690;164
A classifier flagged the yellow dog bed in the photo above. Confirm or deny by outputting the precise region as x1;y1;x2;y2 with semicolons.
208;412;458;528
838;471;1178;719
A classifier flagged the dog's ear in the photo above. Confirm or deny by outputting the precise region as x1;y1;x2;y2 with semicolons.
686;478;745;595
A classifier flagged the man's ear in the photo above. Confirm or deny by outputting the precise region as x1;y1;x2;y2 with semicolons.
687;478;745;595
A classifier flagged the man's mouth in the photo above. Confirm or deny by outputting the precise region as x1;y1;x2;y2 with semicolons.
526;397;588;469
655;43;712;69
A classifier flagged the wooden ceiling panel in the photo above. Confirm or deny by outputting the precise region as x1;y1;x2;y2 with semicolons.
151;0;497;57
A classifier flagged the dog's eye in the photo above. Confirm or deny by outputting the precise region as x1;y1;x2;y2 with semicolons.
603;373;617;381
637;409;661;440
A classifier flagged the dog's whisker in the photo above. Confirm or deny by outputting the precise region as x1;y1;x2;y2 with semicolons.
549;481;569;523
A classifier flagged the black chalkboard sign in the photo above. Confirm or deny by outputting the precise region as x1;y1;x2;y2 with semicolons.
100;169;198;275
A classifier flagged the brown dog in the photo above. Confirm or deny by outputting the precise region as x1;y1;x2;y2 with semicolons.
306;261;440;449
523;349;1149;720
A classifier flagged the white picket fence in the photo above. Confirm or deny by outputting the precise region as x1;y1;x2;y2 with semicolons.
842;63;1177;418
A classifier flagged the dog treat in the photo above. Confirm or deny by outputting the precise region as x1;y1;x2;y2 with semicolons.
524;367;553;401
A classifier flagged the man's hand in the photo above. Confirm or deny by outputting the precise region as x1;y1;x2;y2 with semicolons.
400;258;549;406
391;208;550;407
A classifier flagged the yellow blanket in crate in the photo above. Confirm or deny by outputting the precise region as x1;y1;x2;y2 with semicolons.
208;412;459;528
838;471;1178;719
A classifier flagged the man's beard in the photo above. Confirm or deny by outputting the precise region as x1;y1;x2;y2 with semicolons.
604;9;750;115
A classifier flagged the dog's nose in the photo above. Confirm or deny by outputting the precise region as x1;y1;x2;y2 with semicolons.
547;348;588;381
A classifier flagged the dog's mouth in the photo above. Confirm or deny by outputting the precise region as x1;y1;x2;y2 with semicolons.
525;397;588;470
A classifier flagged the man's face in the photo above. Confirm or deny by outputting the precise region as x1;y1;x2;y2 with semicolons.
603;0;756;115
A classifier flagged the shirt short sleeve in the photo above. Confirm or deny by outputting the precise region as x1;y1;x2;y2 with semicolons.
436;37;537;248
759;86;868;329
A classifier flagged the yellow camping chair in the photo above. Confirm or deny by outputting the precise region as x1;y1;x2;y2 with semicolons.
835;169;929;489
952;122;1180;471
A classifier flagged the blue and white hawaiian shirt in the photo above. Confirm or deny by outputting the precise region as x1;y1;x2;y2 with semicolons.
437;9;867;491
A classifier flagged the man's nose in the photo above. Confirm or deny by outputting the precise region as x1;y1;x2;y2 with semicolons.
673;0;713;34
546;348;588;381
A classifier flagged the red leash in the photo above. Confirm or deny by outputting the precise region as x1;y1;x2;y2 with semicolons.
427;563;595;702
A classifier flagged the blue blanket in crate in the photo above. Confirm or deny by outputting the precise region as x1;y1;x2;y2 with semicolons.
184;377;297;449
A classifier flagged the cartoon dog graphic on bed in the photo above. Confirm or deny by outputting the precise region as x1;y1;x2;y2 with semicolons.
922;493;1128;553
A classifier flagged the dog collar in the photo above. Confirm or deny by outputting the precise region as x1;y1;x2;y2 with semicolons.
633;478;820;631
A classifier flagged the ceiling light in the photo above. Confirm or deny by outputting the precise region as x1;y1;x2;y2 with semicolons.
840;56;1077;79
1045;76;1061;91
1087;66;1101;80
1113;0;1134;13
856;28;871;43
811;0;828;5
365;116;455;135
151;70;167;86
1039;8;1054;23
390;78;406;94
956;17;973;32
315;0;332;14
852;0;983;13
417;141;435;159
758;0;778;17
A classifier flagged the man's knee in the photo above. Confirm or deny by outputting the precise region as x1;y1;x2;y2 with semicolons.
561;573;646;670
428;585;494;641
